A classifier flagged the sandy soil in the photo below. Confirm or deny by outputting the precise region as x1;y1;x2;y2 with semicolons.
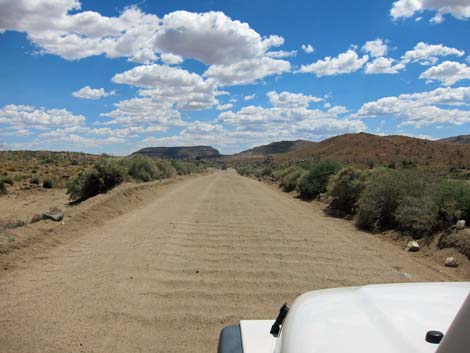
0;188;69;226
0;170;468;353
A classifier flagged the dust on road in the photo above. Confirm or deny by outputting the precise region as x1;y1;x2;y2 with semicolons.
0;170;465;353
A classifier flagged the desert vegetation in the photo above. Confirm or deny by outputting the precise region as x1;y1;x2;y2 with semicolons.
0;150;100;194
236;161;470;245
0;150;206;202
0;179;6;195
67;155;206;202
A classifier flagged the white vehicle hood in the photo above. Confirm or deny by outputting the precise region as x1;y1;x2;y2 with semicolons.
240;282;470;353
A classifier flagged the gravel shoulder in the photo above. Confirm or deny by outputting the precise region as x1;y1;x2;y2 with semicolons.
0;170;468;353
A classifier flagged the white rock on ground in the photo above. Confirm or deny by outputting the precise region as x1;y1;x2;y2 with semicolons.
445;257;459;268
456;220;466;230
406;241;420;252
42;210;64;222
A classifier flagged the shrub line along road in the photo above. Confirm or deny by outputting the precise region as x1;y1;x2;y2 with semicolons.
0;170;463;353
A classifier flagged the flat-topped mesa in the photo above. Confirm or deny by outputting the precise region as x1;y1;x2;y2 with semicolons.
133;146;222;160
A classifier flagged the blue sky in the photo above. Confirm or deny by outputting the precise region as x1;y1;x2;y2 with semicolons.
0;0;469;155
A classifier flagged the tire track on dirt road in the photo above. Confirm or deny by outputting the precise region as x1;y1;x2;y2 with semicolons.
0;170;464;353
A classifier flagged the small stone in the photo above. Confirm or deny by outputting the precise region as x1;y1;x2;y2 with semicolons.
406;241;420;252
445;257;459;268
400;272;413;279
456;220;466;230
43;210;64;222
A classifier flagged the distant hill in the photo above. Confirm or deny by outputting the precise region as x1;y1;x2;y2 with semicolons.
275;133;470;166
440;135;470;144
235;140;315;157
133;146;222;160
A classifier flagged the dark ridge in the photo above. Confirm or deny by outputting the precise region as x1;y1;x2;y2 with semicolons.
440;135;470;144
133;146;222;160
236;140;314;156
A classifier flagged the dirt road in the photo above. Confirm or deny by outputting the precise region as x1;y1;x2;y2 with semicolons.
0;170;465;353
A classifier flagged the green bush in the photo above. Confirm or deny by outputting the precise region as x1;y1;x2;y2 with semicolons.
394;195;438;238
42;178;54;189
236;166;252;176
327;167;367;215
279;166;306;192
171;160;203;175
154;159;177;179
254;167;272;179
126;155;159;182
297;160;341;198
172;160;189;175
432;180;470;227
356;169;428;231
67;159;125;201
2;177;14;185
0;180;6;195
30;177;40;185
66;172;85;198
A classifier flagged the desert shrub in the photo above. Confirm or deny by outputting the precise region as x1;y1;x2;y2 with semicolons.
327;167;367;215
67;159;125;201
297;160;341;198
432;180;470;227
271;169;285;181
0;180;6;195
279;166;306;192
126;155;159;182
70;159;79;166
43;178;54;189
356;169;429;231
154;159;177;179
171;160;190;175
66;172;85;198
2;177;14;185
254;167;272;179
236;165;260;177
30;177;40;185
394;195;438;238
171;160;203;175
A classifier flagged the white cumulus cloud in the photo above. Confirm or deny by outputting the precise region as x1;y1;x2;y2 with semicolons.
391;0;470;22
160;53;184;65
355;86;470;127
153;11;284;65
362;39;388;58
216;103;233;111
0;1;161;62
204;57;290;85
267;91;322;109
266;50;297;58
112;64;220;110
100;97;184;127
298;49;369;77
0;104;85;129
419;61;470;86
301;44;314;54
72;86;115;99
401;42;465;66
0;2;290;87
365;57;405;74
